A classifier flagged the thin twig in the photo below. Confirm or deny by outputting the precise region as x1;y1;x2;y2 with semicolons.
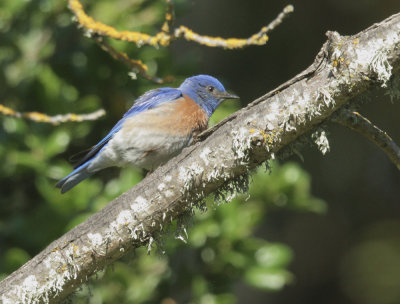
161;0;174;34
334;110;400;170
175;4;294;49
69;0;293;49
68;0;167;47
0;104;106;125
165;4;294;49
94;36;173;84
68;0;293;82
265;5;294;32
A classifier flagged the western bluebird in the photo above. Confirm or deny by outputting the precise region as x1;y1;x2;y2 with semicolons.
56;75;239;193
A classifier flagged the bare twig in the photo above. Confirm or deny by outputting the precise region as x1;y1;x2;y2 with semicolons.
173;5;293;49
94;36;173;84
68;0;292;48
68;0;293;81
333;110;400;170
175;4;294;49
265;5;294;32
161;0;174;34
0;104;105;125
68;0;165;47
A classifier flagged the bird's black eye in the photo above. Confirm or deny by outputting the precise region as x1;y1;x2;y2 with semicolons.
207;85;215;93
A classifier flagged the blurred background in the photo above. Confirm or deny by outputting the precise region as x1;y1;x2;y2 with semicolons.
1;0;400;303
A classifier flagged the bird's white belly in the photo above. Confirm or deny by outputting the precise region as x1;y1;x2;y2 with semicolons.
88;127;191;171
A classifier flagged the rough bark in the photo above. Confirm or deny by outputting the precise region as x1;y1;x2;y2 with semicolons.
1;11;400;304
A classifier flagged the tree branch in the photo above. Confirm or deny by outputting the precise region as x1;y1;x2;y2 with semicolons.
174;5;294;49
68;0;293;82
1;11;400;304
68;0;292;49
333;110;400;170
0;105;105;125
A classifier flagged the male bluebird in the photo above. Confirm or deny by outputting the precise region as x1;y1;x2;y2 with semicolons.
56;75;239;193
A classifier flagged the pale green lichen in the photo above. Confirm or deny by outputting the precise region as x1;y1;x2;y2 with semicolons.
370;49;392;87
315;88;336;107
87;233;103;247
214;174;249;204
178;162;205;192
2;243;84;304
312;129;330;155
199;147;212;166
231;127;254;164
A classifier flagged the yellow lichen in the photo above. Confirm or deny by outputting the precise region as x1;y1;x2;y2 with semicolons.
67;0;292;82
0;104;17;116
24;112;51;123
0;104;105;125
249;127;277;147
71;243;80;258
56;264;68;274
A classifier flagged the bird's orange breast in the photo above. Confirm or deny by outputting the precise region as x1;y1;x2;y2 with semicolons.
171;94;209;136
121;94;209;138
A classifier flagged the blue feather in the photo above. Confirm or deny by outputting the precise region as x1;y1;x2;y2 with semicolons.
55;162;92;194
72;88;182;169
123;88;182;118
56;88;182;193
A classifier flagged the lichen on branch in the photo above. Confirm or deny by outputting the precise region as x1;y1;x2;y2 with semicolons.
0;104;105;125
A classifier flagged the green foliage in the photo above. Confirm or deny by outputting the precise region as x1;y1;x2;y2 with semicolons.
0;0;325;303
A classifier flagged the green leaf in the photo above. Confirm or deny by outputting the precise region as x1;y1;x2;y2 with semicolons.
244;267;293;291
3;247;30;273
254;243;293;268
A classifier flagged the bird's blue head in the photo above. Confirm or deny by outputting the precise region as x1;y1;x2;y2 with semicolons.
178;75;239;117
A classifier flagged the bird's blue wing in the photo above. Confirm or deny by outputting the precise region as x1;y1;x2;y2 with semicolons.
123;87;182;118
73;88;182;169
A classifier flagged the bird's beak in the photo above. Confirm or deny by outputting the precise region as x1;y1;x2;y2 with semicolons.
219;91;240;100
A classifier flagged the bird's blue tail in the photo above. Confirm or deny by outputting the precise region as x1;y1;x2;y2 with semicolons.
56;162;92;193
